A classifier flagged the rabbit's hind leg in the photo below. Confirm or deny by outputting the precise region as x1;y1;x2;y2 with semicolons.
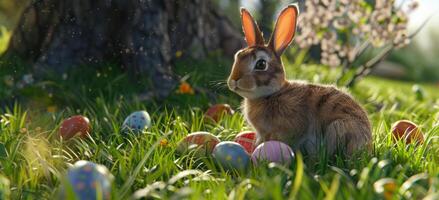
324;119;371;156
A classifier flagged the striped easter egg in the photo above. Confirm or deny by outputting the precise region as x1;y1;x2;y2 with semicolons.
177;131;220;157
234;131;257;154
251;141;294;166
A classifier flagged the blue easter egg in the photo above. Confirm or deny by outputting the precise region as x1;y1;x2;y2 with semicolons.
122;110;151;134
63;161;113;200
212;141;250;171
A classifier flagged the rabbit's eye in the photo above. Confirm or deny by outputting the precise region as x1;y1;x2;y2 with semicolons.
254;59;267;71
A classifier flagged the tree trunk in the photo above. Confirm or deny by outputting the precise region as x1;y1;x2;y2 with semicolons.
259;0;278;40
258;0;305;41
6;0;244;98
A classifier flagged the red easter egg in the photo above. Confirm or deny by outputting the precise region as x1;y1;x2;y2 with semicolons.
59;115;91;140
205;104;235;122
391;120;424;144
234;131;257;154
177;132;221;156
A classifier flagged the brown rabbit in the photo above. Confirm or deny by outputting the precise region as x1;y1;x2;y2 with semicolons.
228;4;372;156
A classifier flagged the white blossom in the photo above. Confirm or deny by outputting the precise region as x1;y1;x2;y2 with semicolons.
294;0;415;67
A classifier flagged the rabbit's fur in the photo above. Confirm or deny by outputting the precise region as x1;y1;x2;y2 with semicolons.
228;5;372;156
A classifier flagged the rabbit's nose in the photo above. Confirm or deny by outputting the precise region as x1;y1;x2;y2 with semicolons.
228;79;237;90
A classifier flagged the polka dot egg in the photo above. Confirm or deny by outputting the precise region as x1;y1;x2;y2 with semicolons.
62;160;113;200
212;141;250;171
122;110;151;134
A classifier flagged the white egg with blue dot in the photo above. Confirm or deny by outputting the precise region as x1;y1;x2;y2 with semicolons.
212;141;250;171
122;110;151;134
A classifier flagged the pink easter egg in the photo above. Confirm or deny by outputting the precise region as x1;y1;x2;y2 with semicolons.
251;141;294;165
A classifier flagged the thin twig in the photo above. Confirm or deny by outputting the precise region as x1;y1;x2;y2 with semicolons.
345;44;393;87
354;40;372;61
408;13;436;39
336;60;350;85
344;11;435;87
336;40;371;84
337;40;372;84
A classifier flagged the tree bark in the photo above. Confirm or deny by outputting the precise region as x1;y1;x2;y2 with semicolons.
259;0;278;41
6;0;244;98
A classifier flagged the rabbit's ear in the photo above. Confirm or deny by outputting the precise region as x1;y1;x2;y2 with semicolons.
268;5;299;56
241;8;265;47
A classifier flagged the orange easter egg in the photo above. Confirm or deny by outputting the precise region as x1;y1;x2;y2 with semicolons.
391;120;424;144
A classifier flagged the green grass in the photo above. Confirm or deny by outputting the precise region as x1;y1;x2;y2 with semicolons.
0;56;438;199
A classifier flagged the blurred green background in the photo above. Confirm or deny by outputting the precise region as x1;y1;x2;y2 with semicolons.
1;0;439;82
0;0;27;53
